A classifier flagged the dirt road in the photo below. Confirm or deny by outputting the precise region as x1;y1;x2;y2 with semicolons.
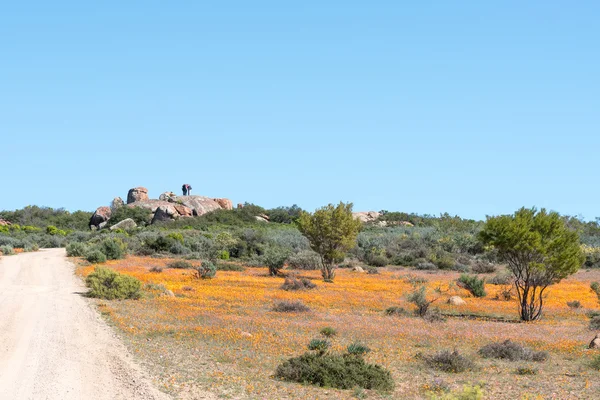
0;249;170;400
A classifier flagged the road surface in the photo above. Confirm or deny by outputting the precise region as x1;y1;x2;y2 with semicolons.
0;249;170;400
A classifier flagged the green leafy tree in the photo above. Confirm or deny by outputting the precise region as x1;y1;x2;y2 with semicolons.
479;207;584;321
297;202;362;281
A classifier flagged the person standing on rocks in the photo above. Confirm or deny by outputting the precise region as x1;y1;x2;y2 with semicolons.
182;184;192;196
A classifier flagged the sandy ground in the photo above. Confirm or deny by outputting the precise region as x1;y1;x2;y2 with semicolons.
0;249;171;400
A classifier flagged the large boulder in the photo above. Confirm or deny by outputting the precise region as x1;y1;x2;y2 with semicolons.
0;218;11;226
109;218;137;231
152;205;180;223
353;211;381;223
127;200;192;221
172;195;223;216
89;206;112;229
213;198;233;210
448;296;466;306
126;199;175;214
127;187;149;204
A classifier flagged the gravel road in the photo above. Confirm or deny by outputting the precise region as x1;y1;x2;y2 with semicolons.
0;249;171;400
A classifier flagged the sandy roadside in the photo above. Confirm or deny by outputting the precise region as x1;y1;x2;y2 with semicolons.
0;248;171;400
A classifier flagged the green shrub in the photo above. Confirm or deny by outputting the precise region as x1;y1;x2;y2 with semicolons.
429;384;484;400
347;343;370;356
320;327;337;337
194;261;217;279
567;300;582;309
287;250;322;270
272;300;310;313
478;340;548;362
46;225;67;236
0;245;16;255
422;350;475;373
281;276;316;291
108;206;152;227
367;254;389;267
274;352;394;391
24;243;39;252
471;261;497;274
66;242;88;257
457;274;486;297
308;338;331;355
167;232;184;243
515;366;538;375
99;238;125;260
216;262;245;271
385;306;409;316
366;266;379;274
217;250;230;260
489;271;512;285
167;260;194;269
149;266;163;273
85;267;141;300
407;286;435;317
264;247;290;276
86;249;107;263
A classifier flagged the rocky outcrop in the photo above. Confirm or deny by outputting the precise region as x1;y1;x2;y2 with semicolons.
0;218;11;226
448;296;466;306
159;192;176;202
590;334;600;349
237;203;244;209
172;196;223;216
110;197;125;211
353;211;381;223
109;218;137;231
214;198;233;210
89;206;112;229
127;187;149;204
152;205;181;223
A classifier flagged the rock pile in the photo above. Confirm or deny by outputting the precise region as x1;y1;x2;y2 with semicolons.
0;218;12;226
89;186;233;229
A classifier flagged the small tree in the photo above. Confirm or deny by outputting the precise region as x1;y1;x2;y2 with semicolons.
297;202;362;281
479;208;584;321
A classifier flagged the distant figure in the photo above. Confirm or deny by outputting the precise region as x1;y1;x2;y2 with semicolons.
182;184;192;196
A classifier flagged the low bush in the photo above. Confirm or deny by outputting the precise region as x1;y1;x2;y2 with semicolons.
308;338;331;355
400;273;428;285
495;286;513;301
86;249;107;264
167;260;194;269
422;350;475;373
281;276;317;291
272;300;310;313
99;238;125;260
149;266;163;273
385;306;409;316
471;261;497;274
515;366;538;375
347;343;370;356
287;250;322;270
591;282;600;299
366;266;379;274
478;340;548;362
407;286;436;317
264;247;290;276
489;271;512;285
415;261;438;271
567;300;582;309
319;327;337;337
429;384;484;400
215;262;245;271
24;243;39;252
590;316;600;331
0;245;16;255
66;242;88;257
275;353;394;391
85;267;141;300
367;255;389;267
194;261;216;279
457;274;486;298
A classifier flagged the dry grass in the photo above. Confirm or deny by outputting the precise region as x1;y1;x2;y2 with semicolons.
77;257;600;399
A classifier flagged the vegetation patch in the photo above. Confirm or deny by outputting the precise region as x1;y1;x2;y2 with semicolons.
272;300;310;313
478;340;548;362
421;350;475;373
281;276;316;291
457;274;487;298
85;267;141;300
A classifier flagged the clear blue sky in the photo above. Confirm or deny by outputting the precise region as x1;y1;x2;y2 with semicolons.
2;1;599;220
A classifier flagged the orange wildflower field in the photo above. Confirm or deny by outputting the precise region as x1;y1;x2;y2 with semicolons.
77;257;600;399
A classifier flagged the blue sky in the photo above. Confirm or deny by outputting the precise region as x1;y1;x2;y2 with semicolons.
1;1;599;220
